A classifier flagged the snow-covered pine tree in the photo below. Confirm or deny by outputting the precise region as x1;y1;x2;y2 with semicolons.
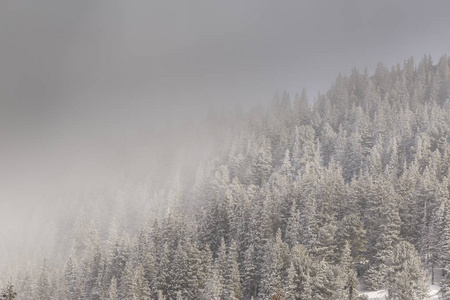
339;241;359;300
386;241;428;300
223;240;242;300
35;259;51;300
364;186;401;290
336;214;366;270
1;280;17;300
108;277;119;300
120;262;137;300
285;199;301;248
134;265;151;300
242;244;257;299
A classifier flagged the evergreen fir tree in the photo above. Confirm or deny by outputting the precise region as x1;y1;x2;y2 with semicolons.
36;259;51;300
387;241;428;300
1;280;17;300
108;277;119;300
242;244;257;299
202;267;222;300
135;265;152;300
120;262;137;300
340;242;359;300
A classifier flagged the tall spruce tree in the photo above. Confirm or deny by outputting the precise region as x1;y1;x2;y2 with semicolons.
387;241;428;300
1;281;17;300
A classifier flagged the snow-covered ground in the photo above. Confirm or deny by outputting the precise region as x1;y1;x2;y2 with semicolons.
359;289;387;299
359;284;440;300
427;284;441;300
359;269;443;299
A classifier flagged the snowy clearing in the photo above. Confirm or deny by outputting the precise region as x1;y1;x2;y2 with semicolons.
360;282;441;299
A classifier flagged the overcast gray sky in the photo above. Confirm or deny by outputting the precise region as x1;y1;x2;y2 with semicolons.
2;0;450;209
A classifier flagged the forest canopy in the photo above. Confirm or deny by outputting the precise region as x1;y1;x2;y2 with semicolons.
3;55;450;300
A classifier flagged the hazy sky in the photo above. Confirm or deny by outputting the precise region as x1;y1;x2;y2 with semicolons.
2;0;450;208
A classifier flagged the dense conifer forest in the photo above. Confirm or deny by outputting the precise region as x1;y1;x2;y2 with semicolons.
4;55;450;299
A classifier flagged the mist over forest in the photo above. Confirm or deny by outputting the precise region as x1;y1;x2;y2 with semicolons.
3;1;450;300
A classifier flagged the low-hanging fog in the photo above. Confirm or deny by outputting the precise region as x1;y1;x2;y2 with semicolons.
2;0;450;276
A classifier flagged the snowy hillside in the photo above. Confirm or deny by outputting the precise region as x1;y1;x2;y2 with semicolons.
4;55;450;300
